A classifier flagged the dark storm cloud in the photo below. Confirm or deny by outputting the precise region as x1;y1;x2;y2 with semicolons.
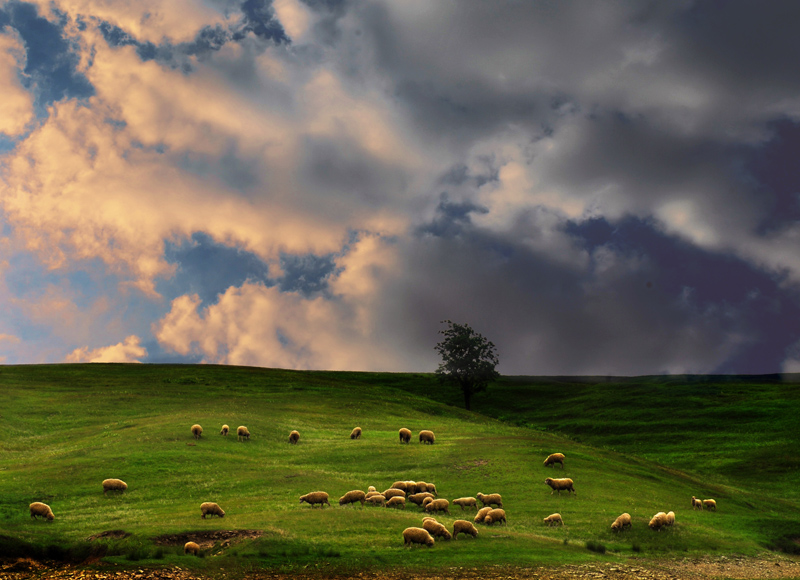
0;1;93;109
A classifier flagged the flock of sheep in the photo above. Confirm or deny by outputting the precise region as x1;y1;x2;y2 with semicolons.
26;424;719;554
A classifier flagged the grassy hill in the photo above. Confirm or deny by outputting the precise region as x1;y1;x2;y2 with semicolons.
0;364;799;577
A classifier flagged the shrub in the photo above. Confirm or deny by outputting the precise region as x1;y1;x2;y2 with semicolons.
585;540;606;554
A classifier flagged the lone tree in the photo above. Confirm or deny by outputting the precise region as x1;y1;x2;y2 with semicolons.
434;320;500;411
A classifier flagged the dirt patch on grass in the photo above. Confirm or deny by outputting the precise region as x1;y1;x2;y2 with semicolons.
153;530;263;549
87;530;130;541
453;459;489;471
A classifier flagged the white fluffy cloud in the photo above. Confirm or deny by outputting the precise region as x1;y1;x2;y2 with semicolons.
65;335;147;363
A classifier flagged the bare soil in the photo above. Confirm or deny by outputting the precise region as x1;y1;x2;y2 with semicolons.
2;555;800;580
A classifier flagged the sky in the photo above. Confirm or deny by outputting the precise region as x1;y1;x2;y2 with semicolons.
1;0;800;375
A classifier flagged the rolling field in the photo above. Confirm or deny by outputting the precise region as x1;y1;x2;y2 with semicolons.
1;364;799;577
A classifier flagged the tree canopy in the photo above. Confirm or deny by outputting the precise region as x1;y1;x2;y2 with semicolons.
434;320;500;411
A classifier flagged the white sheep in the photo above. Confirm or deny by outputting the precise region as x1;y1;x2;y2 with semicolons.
102;478;128;494
453;519;479;539
544;477;575;495
483;508;506;526
382;488;406;500
424;499;450;515
191;424;203;439
649;511;668;530
691;496;702;510
474;507;492;523
419;430;435;444
338;490;366;507
184;541;200;555
611;513;631;532
350;427;362;439
289;430;300;444
237;426;250;441
476;492;503;508
543;453;565;468
423;518;452;540
29;502;54;521
386;497;406;509
453;497;478;510
299;491;330;508
543;513;563;526
200;502;225;518
399;428;412;444
402;527;434;547
665;511;675;526
703;499;716;511
220;425;229;436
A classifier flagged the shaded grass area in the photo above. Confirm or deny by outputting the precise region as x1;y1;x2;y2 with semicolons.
1;364;799;576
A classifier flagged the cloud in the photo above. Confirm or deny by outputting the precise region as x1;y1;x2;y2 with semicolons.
65;334;147;362
0;30;34;136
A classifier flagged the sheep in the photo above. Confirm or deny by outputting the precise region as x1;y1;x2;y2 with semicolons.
102;478;128;495
289;430;300;444
453;519;479;539
220;424;229;436
424;499;450;515
184;541;200;556
423;518;452;540
365;491;383;499
649;511;669;531
483;508;507;526
29;502;54;521
368;486;377;493
382;488;406;500
425;483;438;496
386;497;406;509
422;497;434;509
200;502;225;519
338;490;366;507
402;527;434;547
299;491;330;508
474;506;492;523
191;424;203;439
408;492;435;506
391;481;409;492
399;428;412;444
237;426;250;441
665;511;675;526
365;494;386;506
543;513;563;527
350;427;362;439
414;481;429;494
544;477;575;495
703;499;717;511
476;492;503;508
611;513;632;532
692;496;703;510
453;497;478;510
543;453;565;468
419;430;435;444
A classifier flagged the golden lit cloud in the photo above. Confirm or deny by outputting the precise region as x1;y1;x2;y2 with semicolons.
0;31;34;136
65;334;147;362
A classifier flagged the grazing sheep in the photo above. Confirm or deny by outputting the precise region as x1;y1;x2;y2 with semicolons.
611;513;632;532
191;424;203;439
184;541;200;555
413;481;429;494
425;483;438;496
476;492;503;508
289;430;300;444
391;481;409;492
419;430;435;444
543;513;563;527
237;426;250;441
453;519;479;539
543;452;566;468
365;491;383;499
366;494;386;506
692;496;703;510
649;511;669;531
338;490;366;507
102;478;128;495
381;489;405;500
423;519;452;540
350;427;362;439
453;497;478;510
544;477;575;495
220;424;229;436
200;502;225;518
424;499;450;515
474;507;492;523
368;486;377;493
299;491;330;508
403;527;434;547
29;502;54;521
665;511;675;526
703;499;717;511
408;492;435;506
399;428;412;444
386;497;406;509
422;497;434;509
483;508;507;526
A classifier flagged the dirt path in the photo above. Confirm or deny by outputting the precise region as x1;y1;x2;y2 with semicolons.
3;555;800;580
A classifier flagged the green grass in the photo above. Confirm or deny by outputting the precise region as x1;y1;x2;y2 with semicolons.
1;364;799;577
